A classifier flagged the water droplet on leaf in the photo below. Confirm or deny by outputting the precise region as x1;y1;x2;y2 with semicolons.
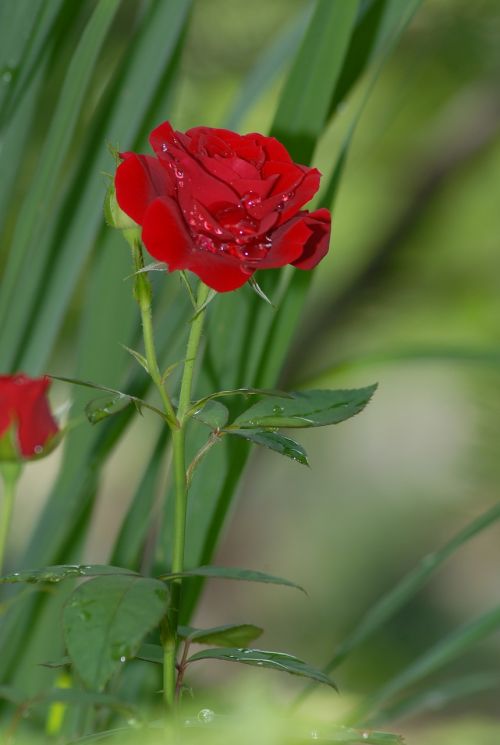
197;708;215;724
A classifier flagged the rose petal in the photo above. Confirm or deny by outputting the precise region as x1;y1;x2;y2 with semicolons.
115;153;172;225
278;168;321;224
257;217;312;269
15;377;58;457
142;197;194;270
292;208;331;270
188;252;252;292
256;134;293;164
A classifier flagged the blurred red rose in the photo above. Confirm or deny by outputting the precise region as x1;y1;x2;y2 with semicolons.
0;374;59;461
115;122;331;292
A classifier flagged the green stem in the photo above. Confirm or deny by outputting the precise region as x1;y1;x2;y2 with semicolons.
131;240;177;428
163;280;210;710
0;463;22;573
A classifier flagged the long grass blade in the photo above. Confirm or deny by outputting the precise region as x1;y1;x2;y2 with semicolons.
352;605;500;725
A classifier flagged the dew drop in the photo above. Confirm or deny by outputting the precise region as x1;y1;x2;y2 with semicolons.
2;70;12;84
120;655;126;663
310;730;320;740
34;445;43;454
197;708;215;724
242;191;261;210
272;405;284;415
161;143;168;153
362;734;369;740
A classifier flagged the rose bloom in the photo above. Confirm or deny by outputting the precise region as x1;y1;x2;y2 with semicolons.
0;374;59;461
115;122;331;292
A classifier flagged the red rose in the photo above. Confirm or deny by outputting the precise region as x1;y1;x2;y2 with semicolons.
0;374;59;461
115;122;331;292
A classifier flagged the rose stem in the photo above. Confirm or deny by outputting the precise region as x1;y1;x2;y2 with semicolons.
163;280;210;710
131;239;178;429
0;463;22;573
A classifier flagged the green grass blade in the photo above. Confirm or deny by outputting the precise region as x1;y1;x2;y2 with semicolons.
375;671;500;724
294;502;500;707
352;605;500;725
17;0;191;373
0;0;65;128
111;427;170;570
224;5;312;130
271;0;359;163
335;503;500;669
0;0;121;365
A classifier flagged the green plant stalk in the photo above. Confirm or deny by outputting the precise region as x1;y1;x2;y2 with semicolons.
131;239;178;428
163;280;211;709
0;463;22;573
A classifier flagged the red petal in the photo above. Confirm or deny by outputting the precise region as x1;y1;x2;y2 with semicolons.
142;197;194;270
115;153;172;225
0;376;16;438
278;168;321;224
257;217;311;269
256;134;293;163
292;208;331;270
188;253;252;292
15;376;58;457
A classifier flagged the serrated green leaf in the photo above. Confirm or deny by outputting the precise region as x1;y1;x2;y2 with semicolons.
63;575;169;690
192;400;229;429
190;387;292;414
230;385;377;429
179;623;263;647
85;393;132;425
158;565;305;593
187;647;337;689
226;429;309;465
0;565;138;584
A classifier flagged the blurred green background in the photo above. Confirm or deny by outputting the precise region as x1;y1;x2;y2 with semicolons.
3;0;500;742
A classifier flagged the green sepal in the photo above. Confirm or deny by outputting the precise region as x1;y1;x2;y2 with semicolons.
103;183;140;237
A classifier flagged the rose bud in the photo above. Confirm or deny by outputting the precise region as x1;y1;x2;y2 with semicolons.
114;122;331;292
0;374;60;462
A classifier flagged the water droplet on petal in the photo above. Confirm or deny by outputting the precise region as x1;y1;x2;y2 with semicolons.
161;143;168;153
242;191;261;210
197;708;215;724
34;445;43;454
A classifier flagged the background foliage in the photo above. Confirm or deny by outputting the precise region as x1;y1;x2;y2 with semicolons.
0;0;499;742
